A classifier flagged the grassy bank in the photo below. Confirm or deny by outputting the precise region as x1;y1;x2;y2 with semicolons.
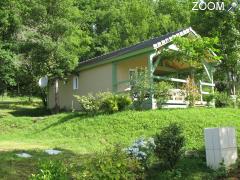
0;97;240;179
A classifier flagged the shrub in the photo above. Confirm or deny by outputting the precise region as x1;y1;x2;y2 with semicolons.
182;77;200;107
204;94;215;106
79;145;143;179
98;92;119;114
125;137;155;169
158;169;183;180
130;67;151;110
116;94;132;111
154;123;185;169
129;67;172;110
75;92;132;115
74;94;100;115
153;81;172;106
215;92;231;108
30;160;68;180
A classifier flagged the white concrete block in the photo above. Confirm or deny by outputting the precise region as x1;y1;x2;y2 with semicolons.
204;127;238;169
206;149;215;168
204;128;214;149
219;128;229;149
228;128;237;148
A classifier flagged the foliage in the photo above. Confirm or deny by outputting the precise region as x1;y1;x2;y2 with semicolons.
0;46;17;94
182;76;200;107
75;92;132;115
192;7;240;100
208;161;228;179
157;169;183;180
98;92;119;114
74;94;100;115
30;160;68;180
204;94;215;106
215;92;231;108
154;123;185;169
79;145;143;180
161;36;220;68
116;94;132;111
125;137;156;169
130;67;151;110
130;68;172;109
153;81;172;105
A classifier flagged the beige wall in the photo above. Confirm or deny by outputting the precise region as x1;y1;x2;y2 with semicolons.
47;53;150;110
116;54;148;92
48;63;113;110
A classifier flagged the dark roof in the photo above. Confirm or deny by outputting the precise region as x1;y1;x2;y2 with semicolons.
79;27;191;67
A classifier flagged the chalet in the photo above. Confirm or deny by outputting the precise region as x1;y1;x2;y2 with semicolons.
47;27;216;110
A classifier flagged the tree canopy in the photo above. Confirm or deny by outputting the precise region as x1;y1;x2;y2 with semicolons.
0;0;240;101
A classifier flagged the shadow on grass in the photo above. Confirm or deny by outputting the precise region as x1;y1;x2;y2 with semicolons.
0;148;92;180
10;107;51;117
0;101;51;117
40;112;104;132
40;113;85;131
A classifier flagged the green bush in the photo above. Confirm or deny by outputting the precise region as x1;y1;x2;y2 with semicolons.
116;94;132;111
75;92;132;115
154;123;185;169
153;81;172;105
158;169;183;180
204;94;215;106
74;94;100;115
215;92;231;108
98;92;119;114
129;67;171;110
79;145;143;180
30;160;69;180
129;67;151;110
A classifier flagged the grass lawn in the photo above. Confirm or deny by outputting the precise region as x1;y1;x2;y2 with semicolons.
0;97;240;179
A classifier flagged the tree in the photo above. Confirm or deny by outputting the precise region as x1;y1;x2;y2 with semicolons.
76;0;191;59
191;4;240;95
0;46;17;95
16;0;91;107
0;0;23;95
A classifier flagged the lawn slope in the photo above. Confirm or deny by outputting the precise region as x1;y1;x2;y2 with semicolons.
1;99;240;179
0;103;240;153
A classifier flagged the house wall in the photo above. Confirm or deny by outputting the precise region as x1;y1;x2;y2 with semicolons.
47;63;113;110
47;83;56;109
116;54;148;92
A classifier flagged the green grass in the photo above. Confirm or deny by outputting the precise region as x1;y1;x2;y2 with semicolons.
0;97;240;179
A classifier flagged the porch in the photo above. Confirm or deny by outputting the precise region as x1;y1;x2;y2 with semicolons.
112;51;215;108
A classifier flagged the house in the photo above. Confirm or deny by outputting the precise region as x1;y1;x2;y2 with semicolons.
47;27;216;110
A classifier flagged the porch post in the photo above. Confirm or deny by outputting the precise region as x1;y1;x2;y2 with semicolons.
112;62;117;92
148;52;157;109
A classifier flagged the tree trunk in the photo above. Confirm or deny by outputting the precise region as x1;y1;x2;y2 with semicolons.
40;88;47;107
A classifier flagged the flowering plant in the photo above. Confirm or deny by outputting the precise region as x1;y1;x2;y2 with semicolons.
125;137;155;168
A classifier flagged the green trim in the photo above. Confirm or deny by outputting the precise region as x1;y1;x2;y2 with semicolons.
79;47;154;71
112;63;117;92
153;56;162;71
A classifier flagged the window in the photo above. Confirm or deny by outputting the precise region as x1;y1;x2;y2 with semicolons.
129;69;135;80
129;69;135;87
73;76;78;90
